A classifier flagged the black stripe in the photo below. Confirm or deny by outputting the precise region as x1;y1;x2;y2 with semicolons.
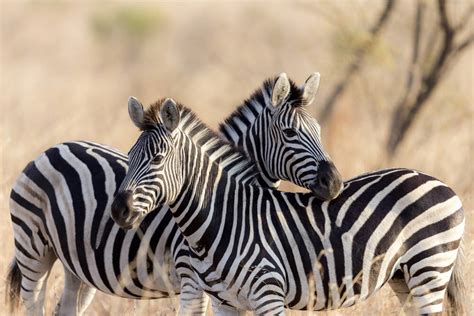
23;160;75;272
44;147;96;287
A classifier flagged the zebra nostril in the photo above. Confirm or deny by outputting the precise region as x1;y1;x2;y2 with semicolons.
111;190;135;225
318;175;330;189
120;207;130;220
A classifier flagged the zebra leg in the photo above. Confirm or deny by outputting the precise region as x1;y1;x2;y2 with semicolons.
400;263;452;315
389;278;418;316
211;300;247;316
253;297;286;315
249;280;286;315
54;268;96;315
178;275;209;315
16;252;56;316
76;282;96;315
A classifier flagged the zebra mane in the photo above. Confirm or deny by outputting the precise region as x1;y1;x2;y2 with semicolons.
218;76;304;143
142;99;261;179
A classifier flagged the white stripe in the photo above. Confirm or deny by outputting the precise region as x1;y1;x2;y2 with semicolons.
360;180;451;298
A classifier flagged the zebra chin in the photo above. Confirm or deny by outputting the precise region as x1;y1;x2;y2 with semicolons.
110;190;143;230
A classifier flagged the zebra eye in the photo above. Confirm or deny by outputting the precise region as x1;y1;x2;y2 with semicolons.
153;154;164;164
283;128;298;138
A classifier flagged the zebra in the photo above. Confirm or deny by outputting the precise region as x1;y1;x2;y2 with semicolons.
6;73;343;315
110;97;466;315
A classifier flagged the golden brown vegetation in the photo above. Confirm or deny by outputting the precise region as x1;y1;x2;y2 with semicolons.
1;1;472;315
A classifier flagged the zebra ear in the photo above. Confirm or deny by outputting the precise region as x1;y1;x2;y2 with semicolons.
302;72;320;106
160;98;180;133
271;73;291;108
128;96;145;129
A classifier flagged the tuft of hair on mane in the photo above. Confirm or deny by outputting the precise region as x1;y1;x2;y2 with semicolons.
218;75;304;137
140;98;260;178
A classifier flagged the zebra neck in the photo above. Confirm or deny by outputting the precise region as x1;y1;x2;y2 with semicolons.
168;169;318;260
242;117;282;189
217;88;286;189
167;136;257;252
168;159;227;253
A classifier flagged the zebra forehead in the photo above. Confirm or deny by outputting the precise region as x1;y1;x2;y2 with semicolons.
130;129;169;156
274;106;318;128
147;130;172;149
296;110;320;128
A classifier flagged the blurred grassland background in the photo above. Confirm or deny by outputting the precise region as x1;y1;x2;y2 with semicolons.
0;1;472;315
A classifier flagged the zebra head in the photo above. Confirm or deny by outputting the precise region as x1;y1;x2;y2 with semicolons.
259;73;342;200
111;97;183;229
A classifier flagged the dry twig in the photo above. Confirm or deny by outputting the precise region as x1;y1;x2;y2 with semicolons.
386;0;473;155
319;0;396;125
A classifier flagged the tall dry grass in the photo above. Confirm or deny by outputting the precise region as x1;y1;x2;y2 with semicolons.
1;1;472;315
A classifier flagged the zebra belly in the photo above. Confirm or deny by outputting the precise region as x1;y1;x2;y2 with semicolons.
47;208;182;298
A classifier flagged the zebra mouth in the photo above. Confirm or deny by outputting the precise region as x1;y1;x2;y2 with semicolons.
310;186;330;200
310;184;343;201
121;213;142;230
115;209;143;230
309;177;343;201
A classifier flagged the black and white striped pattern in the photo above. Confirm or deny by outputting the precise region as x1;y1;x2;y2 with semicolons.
7;73;340;315
112;99;465;315
219;73;339;195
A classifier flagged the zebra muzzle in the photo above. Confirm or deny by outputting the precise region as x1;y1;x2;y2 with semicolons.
310;160;343;201
111;190;140;229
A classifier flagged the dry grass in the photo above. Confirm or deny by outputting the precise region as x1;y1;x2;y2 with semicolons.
1;1;472;315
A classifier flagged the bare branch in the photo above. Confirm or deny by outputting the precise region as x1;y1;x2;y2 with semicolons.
413;1;424;62
438;0;453;35
454;33;474;54
421;20;441;68
426;0;456;81
387;0;425;154
385;0;473;156
387;0;470;155
395;0;425;111
406;0;425;90
369;0;396;34
319;0;396;124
